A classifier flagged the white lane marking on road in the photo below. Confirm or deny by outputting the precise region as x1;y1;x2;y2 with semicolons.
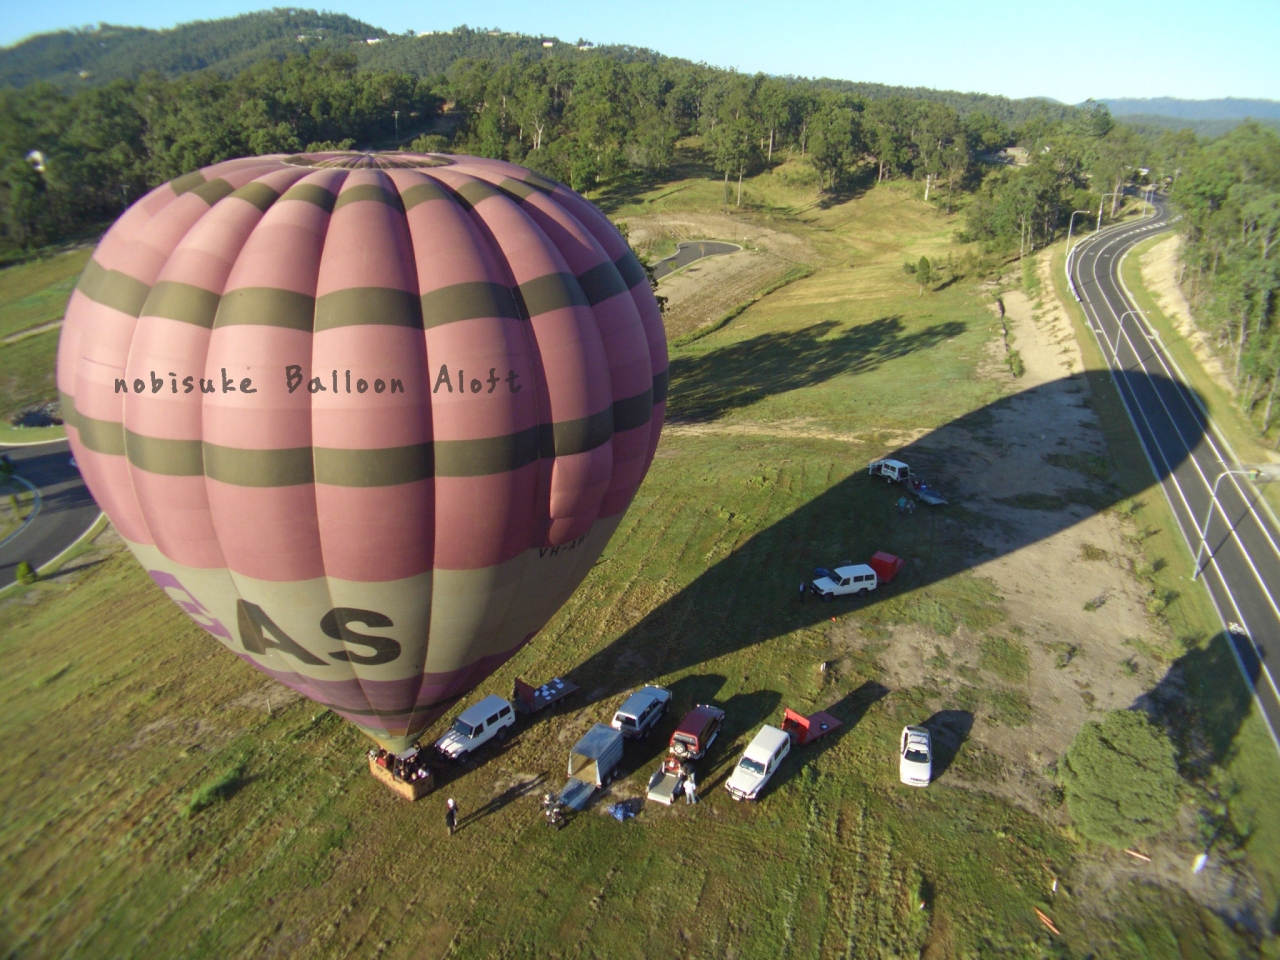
0;475;42;551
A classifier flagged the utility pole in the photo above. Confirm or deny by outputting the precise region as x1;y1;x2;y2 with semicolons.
394;110;400;142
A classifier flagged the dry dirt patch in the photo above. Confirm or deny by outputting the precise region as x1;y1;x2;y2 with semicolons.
873;264;1157;812
1138;234;1236;398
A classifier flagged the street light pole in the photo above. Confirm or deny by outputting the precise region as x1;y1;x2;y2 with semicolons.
394;110;400;142
1066;208;1092;271
1194;466;1280;579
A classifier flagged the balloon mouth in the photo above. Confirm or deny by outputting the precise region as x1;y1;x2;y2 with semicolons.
281;151;456;170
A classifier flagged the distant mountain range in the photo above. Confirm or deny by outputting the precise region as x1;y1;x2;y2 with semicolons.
1098;98;1280;121
6;10;1271;138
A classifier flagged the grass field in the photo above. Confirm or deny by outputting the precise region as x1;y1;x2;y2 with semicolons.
0;247;88;424
0;167;1276;959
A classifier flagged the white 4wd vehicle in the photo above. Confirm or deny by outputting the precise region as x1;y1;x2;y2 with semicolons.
899;725;932;787
435;695;516;760
725;725;791;801
811;563;878;601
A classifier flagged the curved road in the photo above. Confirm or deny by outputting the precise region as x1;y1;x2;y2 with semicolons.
0;439;100;590
1069;197;1280;751
649;241;741;281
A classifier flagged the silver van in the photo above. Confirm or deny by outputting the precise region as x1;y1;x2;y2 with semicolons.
610;685;672;738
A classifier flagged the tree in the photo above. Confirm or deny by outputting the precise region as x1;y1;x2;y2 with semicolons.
1059;710;1181;846
15;560;36;585
916;256;931;295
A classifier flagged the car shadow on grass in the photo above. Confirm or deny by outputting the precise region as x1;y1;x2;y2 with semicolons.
566;371;1215;714
921;709;974;781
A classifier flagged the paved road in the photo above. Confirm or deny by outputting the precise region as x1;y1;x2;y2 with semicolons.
1069;197;1280;750
650;241;741;281
0;439;100;590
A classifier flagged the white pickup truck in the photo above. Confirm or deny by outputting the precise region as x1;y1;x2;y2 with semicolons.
811;563;878;601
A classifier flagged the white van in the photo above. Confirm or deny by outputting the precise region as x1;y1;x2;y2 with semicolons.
435;694;516;760
725;725;791;801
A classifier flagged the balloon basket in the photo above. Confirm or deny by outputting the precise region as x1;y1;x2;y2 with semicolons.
368;757;435;801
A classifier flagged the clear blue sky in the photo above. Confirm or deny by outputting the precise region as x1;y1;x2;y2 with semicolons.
5;0;1276;104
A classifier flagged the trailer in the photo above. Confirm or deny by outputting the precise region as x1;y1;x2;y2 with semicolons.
868;552;905;584
558;724;625;811
909;480;947;506
513;676;579;715
781;707;844;746
646;755;690;806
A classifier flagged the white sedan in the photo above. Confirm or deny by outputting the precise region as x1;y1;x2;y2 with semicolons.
899;725;932;787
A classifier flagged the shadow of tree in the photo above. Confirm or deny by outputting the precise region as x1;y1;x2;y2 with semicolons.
668;317;966;423
1136;631;1260;771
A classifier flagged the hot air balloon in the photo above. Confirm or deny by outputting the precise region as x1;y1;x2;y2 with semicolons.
56;151;667;752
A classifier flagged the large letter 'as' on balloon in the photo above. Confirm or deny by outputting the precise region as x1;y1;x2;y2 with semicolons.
57;151;667;751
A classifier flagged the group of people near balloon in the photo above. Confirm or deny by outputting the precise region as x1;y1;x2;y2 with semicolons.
369;746;432;785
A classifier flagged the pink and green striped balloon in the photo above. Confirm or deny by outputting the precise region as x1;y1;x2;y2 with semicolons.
57;151;666;751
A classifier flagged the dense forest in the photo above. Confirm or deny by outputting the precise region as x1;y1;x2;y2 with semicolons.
1171;123;1280;436
0;28;1145;261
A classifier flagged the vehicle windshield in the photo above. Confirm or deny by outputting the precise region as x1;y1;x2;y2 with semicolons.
905;749;929;763
450;719;475;737
738;756;766;776
617;715;636;727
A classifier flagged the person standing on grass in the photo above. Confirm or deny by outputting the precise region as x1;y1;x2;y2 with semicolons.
686;771;698;805
445;797;458;836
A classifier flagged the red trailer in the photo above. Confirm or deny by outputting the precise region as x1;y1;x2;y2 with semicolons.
781;708;844;745
868;552;904;584
514;676;579;715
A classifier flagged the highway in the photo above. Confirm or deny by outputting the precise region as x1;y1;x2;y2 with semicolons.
1069;197;1280;750
0;439;100;591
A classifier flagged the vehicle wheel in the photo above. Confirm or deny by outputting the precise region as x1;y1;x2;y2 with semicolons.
497;725;509;742
822;593;833;603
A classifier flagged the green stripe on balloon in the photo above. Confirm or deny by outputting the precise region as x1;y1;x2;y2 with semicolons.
214;287;315;331
169;170;207;196
144;281;221;329
420;281;521;328
576;261;630;306
191;179;235;205
76;258;152;317
518;271;589;317
333;184;404;212
314;287;422;332
280;183;337;213
230;181;280;213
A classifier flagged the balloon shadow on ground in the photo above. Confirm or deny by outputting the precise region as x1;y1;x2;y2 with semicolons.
565;369;1211;711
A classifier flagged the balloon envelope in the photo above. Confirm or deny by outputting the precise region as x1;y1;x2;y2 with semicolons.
57;151;666;750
